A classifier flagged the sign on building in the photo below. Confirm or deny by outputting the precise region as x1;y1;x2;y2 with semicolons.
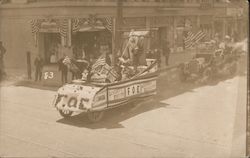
149;16;170;27
123;17;146;29
200;0;214;9
226;8;243;17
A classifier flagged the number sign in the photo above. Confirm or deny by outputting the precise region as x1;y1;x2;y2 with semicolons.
44;72;54;80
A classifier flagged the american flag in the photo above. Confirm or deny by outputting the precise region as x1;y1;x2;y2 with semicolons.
99;64;119;82
107;68;119;82
57;19;69;38
184;30;206;49
30;19;42;34
71;18;86;33
91;55;106;73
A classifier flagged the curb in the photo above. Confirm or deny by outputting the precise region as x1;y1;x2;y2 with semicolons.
12;79;60;90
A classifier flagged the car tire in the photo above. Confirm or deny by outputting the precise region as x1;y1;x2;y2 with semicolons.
59;109;73;118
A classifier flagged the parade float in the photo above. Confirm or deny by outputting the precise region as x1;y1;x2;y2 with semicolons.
52;31;158;122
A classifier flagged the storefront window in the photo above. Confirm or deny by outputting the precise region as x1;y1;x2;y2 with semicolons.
175;17;185;49
43;33;61;64
72;30;112;61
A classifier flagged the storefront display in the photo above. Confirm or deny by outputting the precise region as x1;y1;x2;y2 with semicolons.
43;33;61;64
30;16;113;86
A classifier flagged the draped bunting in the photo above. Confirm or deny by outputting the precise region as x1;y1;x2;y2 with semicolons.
30;19;43;34
71;18;87;33
103;17;113;32
71;17;113;33
30;19;44;46
56;19;69;38
30;17;113;47
55;19;71;47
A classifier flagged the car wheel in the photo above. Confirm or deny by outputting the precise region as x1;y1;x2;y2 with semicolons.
59;109;73;118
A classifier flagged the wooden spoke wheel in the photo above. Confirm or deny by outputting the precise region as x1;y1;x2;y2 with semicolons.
87;111;104;123
59;109;73;118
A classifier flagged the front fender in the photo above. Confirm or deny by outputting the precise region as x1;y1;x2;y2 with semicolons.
54;84;102;112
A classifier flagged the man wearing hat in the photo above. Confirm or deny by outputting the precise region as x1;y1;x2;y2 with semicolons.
162;40;171;66
0;41;6;79
224;35;233;55
219;35;232;54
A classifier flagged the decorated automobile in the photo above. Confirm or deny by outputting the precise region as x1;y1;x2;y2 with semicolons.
179;40;243;83
53;60;158;122
53;30;159;122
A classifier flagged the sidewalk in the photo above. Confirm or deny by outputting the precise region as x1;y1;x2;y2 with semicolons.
0;68;27;86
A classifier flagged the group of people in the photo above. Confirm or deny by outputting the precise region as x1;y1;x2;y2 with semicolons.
57;44;112;84
210;34;235;56
33;40;113;84
146;40;171;67
33;30;172;84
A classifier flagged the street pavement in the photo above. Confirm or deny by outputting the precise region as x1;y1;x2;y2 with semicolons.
0;68;247;157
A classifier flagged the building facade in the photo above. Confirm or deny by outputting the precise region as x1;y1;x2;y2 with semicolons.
0;0;247;69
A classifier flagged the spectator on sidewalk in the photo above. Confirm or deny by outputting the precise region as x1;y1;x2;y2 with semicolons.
146;50;154;59
219;35;232;55
50;53;56;63
137;36;147;66
0;41;6;78
214;33;220;48
34;54;44;82
58;54;68;84
153;48;161;68
162;41;170;66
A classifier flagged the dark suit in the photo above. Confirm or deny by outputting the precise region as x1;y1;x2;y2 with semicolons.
58;58;68;83
34;57;43;81
162;44;170;66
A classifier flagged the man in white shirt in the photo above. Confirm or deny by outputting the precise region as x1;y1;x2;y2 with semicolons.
50;53;56;63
